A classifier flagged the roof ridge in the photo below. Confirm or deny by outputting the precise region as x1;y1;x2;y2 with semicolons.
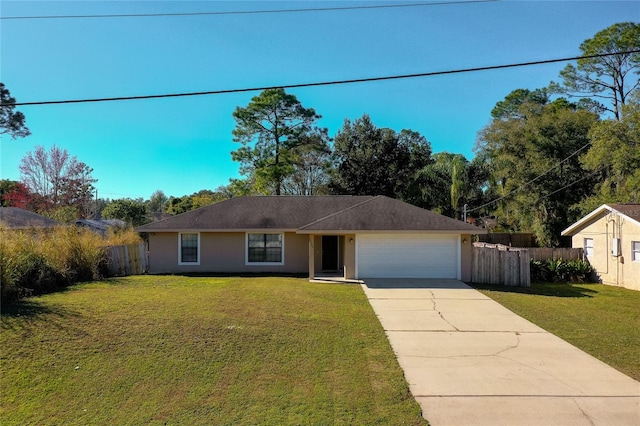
298;195;379;229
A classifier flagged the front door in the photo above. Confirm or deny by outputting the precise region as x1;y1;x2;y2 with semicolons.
322;236;339;271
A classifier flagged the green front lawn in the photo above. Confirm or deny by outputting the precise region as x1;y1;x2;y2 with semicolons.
473;282;640;381
1;276;426;425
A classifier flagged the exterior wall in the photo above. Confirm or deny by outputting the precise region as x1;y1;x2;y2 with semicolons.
310;234;356;278
460;234;472;282
313;235;322;271
570;214;640;291
344;234;356;279
147;230;472;281
147;232;308;274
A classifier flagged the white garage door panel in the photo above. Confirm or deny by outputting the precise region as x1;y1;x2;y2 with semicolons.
357;234;458;278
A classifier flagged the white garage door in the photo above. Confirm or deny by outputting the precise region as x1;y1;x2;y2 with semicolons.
357;234;459;279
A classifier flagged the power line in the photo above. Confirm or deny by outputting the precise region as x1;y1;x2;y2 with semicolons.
6;50;640;107
533;165;608;204
1;0;499;20
468;141;594;213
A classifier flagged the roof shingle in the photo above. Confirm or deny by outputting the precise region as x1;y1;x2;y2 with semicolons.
609;203;640;223
0;207;59;229
136;195;484;234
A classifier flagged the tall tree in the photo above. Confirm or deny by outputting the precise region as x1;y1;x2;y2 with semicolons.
165;189;229;215
19;145;97;217
576;95;640;213
281;130;332;195
231;88;326;195
554;22;640;120
0;179;32;208
147;190;168;213
491;88;549;120
330;115;432;203
0;83;30;139
476;91;599;246
417;152;484;218
396;129;433;208
102;198;148;227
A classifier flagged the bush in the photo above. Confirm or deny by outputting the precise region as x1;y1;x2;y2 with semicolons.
0;226;110;303
530;258;595;283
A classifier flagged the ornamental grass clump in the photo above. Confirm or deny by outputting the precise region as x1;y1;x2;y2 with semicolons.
0;226;108;303
104;226;142;246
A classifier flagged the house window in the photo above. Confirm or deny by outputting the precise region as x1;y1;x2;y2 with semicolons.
584;238;594;257
247;233;283;264
179;233;200;265
632;241;640;262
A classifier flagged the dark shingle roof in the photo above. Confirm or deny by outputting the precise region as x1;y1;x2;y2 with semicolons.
136;196;374;231
609;203;640;223
0;207;59;229
298;196;483;233
136;195;484;234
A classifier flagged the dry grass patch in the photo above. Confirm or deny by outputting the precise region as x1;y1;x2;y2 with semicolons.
1;276;426;425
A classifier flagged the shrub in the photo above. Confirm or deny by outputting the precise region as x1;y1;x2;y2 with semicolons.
530;258;594;283
0;226;110;303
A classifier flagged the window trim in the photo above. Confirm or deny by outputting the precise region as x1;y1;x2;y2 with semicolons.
245;232;285;266
178;232;200;265
583;238;594;257
632;241;640;262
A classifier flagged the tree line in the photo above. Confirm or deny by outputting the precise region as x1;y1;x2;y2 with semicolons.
1;22;638;246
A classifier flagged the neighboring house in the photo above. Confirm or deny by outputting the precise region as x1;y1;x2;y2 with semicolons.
76;219;128;236
0;207;59;230
562;203;640;291
135;195;485;281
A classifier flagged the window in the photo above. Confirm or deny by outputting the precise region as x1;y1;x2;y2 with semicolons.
179;233;200;265
584;238;594;257
632;241;640;262
247;233;283;264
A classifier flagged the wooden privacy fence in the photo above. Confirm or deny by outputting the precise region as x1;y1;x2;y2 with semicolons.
528;247;584;262
106;243;147;276
472;243;530;287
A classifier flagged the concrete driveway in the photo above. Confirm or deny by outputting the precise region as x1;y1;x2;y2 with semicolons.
362;279;640;426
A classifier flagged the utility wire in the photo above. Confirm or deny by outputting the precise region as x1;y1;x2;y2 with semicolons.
533;165;608;204
1;0;500;20
467;141;595;213
6;49;640;107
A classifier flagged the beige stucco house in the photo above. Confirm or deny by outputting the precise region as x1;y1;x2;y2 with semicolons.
136;195;485;281
562;203;640;291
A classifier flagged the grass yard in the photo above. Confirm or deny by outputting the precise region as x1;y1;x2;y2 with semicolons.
1;276;426;425
473;282;640;381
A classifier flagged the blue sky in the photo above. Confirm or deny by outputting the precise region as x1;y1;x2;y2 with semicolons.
1;1;637;200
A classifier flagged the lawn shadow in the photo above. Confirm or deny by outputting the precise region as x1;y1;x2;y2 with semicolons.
471;282;599;298
1;298;82;331
178;272;308;278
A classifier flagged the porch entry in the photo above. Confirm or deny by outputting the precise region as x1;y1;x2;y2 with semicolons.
321;235;339;271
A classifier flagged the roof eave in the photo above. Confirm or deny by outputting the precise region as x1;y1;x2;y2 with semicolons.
136;228;298;233
561;204;610;236
296;228;487;235
561;203;640;236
